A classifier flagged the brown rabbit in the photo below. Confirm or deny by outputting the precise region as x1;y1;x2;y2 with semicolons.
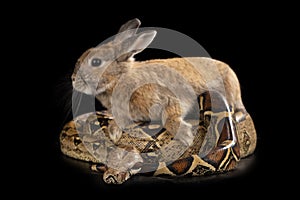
71;18;246;164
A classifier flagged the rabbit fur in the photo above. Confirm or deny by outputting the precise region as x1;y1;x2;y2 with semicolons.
71;18;246;158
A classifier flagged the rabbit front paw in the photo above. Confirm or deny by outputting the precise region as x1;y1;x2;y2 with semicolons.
108;120;122;143
174;120;194;146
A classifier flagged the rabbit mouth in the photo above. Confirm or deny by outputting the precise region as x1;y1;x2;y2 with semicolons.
73;77;97;95
73;83;95;95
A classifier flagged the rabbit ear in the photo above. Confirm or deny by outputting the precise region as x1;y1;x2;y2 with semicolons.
114;18;141;42
117;30;157;61
128;30;157;53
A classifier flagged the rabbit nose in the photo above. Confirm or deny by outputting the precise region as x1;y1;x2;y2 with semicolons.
71;74;76;82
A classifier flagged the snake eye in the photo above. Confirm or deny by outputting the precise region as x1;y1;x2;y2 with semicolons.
91;58;102;67
74;137;82;146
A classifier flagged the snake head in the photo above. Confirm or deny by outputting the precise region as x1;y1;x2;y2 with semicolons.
103;145;143;184
103;168;131;184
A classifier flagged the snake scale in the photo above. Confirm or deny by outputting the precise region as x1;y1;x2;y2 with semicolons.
60;91;256;184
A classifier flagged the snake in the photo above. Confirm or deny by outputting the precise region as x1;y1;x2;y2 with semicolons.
59;91;256;184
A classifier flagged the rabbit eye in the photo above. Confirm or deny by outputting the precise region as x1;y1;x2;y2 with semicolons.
91;58;102;67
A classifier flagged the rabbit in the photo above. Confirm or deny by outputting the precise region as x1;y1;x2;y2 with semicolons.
71;18;247;164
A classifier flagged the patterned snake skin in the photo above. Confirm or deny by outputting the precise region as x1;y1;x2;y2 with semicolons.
60;91;256;184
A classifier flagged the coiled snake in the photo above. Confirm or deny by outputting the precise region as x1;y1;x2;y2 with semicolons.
60;91;256;184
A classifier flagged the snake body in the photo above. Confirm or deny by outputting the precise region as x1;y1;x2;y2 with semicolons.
60;91;256;184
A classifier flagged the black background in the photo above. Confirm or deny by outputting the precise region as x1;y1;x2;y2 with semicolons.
11;2;287;198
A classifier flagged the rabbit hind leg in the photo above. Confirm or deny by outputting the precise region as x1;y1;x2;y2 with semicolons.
158;103;194;164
